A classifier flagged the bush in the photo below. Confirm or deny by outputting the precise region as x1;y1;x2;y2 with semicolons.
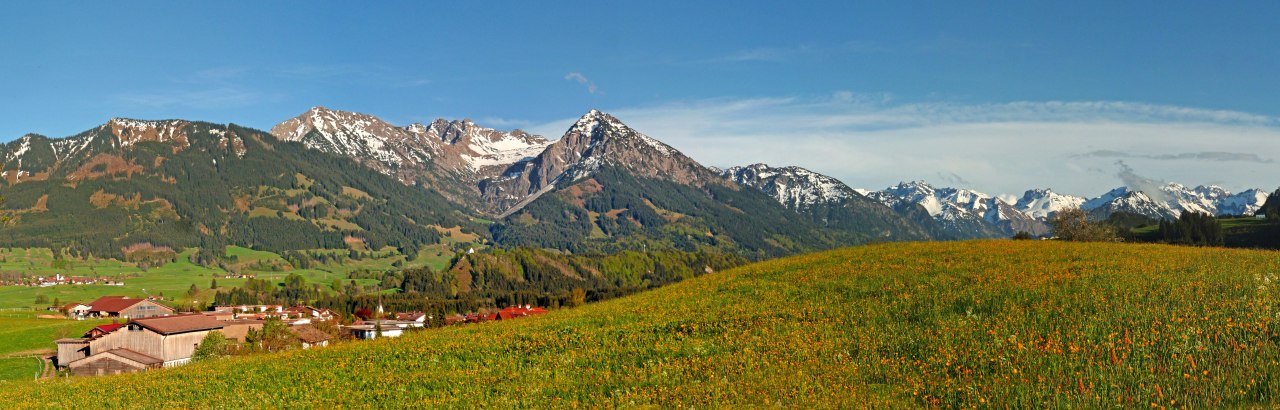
192;331;229;362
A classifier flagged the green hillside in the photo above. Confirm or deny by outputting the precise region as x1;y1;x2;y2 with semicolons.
0;122;480;261
6;241;1280;407
0;312;107;382
492;166;845;259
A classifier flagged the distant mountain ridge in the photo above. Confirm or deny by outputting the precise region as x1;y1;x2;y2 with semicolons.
0;106;1271;261
854;179;1268;238
722;164;931;242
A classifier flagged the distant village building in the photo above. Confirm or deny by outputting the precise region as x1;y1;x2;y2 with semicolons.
344;319;423;340
286;305;338;322
62;302;92;320
209;305;337;322
446;305;549;325
33;274;124;287
393;311;428;324
492;305;549;320
289;324;332;349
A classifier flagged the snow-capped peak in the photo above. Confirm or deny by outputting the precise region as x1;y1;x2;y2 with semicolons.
722;163;853;209
866;180;1049;237
270;107;552;182
1081;183;1269;219
410;118;551;171
1013;188;1086;220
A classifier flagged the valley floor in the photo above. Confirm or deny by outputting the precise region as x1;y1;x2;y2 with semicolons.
3;240;1279;407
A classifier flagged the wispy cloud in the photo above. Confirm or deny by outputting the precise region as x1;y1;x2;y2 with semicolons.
936;172;970;185
564;72;599;94
1077;150;1274;163
700;38;1028;65
706;41;883;63
528;96;1280;197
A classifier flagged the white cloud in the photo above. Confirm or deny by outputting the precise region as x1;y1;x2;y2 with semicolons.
564;72;598;94
528;97;1280;198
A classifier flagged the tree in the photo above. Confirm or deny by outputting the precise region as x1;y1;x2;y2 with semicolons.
1050;208;1121;242
1012;231;1034;240
34;294;48;305
192;331;229;362
210;278;218;290
1158;212;1224;246
1261;188;1280;221
570;287;586;307
245;317;300;353
188;283;200;297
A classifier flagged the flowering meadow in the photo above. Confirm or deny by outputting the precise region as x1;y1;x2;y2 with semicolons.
4;240;1280;407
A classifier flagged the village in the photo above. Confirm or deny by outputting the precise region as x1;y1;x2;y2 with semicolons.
1;273;128;287
50;295;547;377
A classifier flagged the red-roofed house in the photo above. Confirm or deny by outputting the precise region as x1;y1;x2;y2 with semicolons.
85;323;124;339
86;296;173;319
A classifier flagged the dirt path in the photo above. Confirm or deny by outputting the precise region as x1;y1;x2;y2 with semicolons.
40;356;56;378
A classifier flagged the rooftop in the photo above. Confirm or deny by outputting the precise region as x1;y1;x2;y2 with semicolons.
130;314;224;335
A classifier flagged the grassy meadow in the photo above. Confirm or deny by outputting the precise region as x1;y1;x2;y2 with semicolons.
3;240;1279;407
0;243;469;311
0;311;107;382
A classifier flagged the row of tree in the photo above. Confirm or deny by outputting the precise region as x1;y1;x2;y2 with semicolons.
204;247;744;320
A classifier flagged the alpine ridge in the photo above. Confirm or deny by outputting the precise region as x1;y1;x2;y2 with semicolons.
270;106;551;209
722;164;931;241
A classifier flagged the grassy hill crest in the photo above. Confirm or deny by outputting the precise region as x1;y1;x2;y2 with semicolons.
5;240;1280;407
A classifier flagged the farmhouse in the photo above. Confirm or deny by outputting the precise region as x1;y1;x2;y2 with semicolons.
61;302;92;319
86;296;173;319
58;314;225;376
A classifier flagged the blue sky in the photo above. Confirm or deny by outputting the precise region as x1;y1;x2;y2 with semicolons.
2;1;1278;196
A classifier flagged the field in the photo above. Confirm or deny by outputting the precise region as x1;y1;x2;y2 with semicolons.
3;240;1279;407
0;312;107;382
0;243;470;310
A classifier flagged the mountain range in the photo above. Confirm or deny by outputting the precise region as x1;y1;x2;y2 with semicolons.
0;107;1271;261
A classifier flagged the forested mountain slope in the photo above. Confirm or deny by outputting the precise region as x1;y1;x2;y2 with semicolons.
0;119;480;260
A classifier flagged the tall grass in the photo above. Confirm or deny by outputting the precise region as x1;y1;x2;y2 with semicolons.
4;241;1278;407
